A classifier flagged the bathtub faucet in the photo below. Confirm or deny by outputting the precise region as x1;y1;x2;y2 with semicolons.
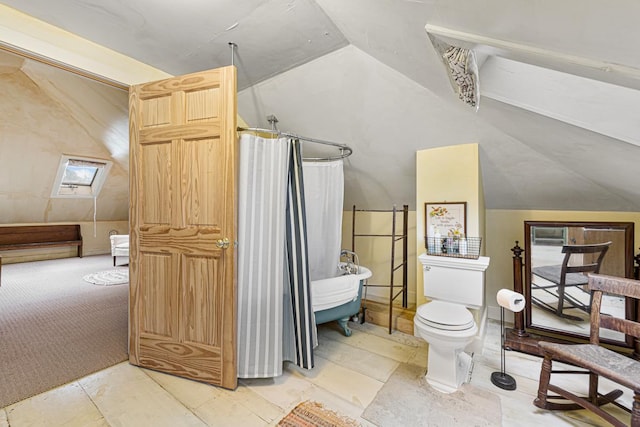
339;249;360;275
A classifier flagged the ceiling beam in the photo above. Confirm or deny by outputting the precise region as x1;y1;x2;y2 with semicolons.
425;24;640;85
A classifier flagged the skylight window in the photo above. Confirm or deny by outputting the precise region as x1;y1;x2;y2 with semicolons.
62;164;99;187
51;155;112;198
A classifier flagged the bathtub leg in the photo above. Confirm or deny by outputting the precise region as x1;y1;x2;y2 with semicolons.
337;317;352;337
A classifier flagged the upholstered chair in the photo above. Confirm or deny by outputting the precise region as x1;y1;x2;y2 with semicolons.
110;235;129;266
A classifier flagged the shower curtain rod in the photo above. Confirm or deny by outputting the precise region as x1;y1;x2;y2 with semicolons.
237;126;353;162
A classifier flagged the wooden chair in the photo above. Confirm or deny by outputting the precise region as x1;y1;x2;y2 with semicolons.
534;273;640;426
531;242;611;320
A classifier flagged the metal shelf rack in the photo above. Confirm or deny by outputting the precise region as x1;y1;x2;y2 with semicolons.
351;204;409;334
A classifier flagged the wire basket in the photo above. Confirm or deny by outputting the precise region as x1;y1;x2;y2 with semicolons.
424;236;482;259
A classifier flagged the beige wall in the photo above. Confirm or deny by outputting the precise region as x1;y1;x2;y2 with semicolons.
416;143;484;306
339;206;640;323
0;67;131;224
348;141;640;324
340;144;485;310
0;220;128;264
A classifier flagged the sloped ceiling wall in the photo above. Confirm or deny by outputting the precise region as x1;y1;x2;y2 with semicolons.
1;0;639;221
239;45;640;211
0;53;129;223
0;0;349;90
3;43;640;223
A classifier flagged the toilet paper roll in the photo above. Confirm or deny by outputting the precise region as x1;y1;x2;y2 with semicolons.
496;289;525;313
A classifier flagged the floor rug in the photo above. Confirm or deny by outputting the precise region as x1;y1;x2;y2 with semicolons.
83;268;129;286
362;363;502;426
277;401;361;427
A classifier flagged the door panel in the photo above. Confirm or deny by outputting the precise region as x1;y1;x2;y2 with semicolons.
129;66;237;389
183;255;220;345
141;142;172;225
183;138;225;227
140;253;175;337
186;88;219;122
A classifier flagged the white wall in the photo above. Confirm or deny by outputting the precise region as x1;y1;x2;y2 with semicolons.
238;44;487;211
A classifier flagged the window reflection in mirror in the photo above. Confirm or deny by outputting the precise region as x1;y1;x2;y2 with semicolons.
525;221;634;346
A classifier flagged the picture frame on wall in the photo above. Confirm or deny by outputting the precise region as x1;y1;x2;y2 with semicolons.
425;202;467;237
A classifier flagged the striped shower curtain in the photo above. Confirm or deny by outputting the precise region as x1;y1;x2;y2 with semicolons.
237;135;316;378
284;139;316;369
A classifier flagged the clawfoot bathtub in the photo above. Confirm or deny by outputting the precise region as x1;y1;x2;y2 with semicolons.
311;264;372;336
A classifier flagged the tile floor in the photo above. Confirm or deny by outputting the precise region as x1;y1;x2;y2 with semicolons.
0;320;632;426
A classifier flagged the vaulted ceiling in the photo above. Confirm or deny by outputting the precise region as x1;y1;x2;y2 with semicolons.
1;0;639;222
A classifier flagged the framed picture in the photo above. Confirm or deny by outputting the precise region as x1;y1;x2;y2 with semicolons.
425;202;467;237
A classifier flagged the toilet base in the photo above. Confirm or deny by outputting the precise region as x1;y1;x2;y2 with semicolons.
414;301;479;394
425;345;474;393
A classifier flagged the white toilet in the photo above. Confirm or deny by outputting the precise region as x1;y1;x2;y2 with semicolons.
414;253;490;393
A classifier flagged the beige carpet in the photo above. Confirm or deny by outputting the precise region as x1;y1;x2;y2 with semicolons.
362;363;502;426
0;255;128;408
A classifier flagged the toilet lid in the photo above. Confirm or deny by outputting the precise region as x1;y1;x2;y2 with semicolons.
417;301;475;331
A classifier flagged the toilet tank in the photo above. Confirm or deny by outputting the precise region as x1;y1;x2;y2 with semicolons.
419;253;490;309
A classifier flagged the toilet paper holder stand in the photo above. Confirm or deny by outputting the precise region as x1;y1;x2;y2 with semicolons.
491;289;525;391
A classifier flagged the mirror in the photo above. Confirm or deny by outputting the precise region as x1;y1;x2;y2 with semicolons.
524;221;635;347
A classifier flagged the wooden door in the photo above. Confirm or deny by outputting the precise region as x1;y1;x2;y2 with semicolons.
128;66;237;389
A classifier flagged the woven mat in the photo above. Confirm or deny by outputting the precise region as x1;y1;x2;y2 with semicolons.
83;268;129;286
277;401;360;427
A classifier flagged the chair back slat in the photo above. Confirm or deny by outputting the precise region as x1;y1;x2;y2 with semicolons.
599;315;640;339
561;242;612;255
565;264;599;274
588;274;640;344
589;273;640;299
560;242;611;282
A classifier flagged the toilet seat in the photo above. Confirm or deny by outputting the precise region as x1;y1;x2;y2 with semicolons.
416;301;475;331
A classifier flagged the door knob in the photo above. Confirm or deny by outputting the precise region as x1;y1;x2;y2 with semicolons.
216;238;230;249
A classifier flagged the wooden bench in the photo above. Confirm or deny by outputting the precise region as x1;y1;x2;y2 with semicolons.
0;224;83;257
0;224;83;258
0;225;83;286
